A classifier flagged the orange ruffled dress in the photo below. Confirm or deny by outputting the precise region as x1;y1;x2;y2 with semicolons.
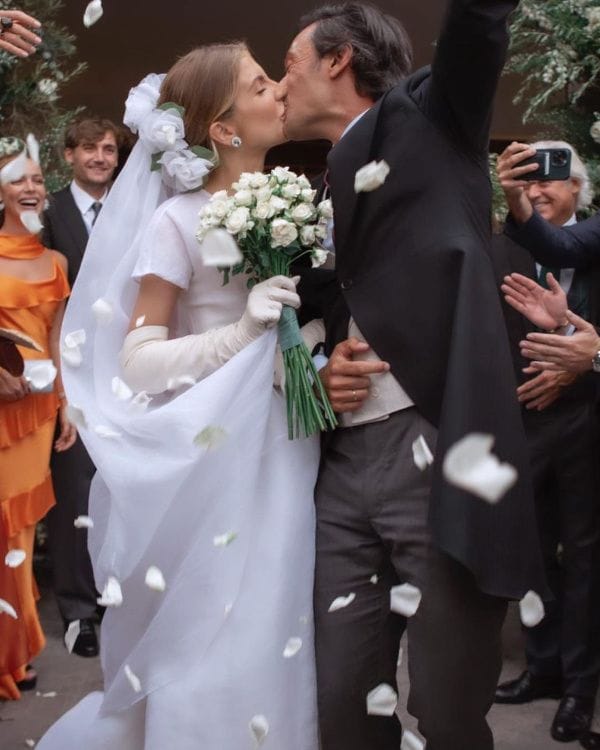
0;235;69;700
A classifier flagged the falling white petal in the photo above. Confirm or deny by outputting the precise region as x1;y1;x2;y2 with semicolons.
0;598;17;619
25;741;36;748
94;424;122;439
97;576;123;607
61;343;83;368
26;133;40;164
194;426;228;450
145;566;166;592
519;590;545;628
64;620;82;653
64;329;86;348
402;730;424;750
224;602;233;617
167;374;197;390
83;0;103;27
397;646;403;668
91;298;114;324
73;515;94;529
328;593;356;612
111;376;133;401
20;210;44;234
213;531;237;547
41;691;57;698
390;583;422;617
135;315;146;328
25;361;57;390
354;159;390;193
5;549;26;568
442;433;517;504
129;391;152;413
0;150;27;184
66;404;87;429
249;715;269;746
412;434;434;471
370;574;379;584
199;228;243;267
124;664;142;693
283;637;303;658
299;615;309;625
366;683;398;716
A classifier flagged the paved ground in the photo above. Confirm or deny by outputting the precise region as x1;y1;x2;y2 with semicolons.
1;579;598;749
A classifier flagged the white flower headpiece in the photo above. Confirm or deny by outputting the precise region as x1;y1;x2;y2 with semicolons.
124;73;216;193
0;137;25;160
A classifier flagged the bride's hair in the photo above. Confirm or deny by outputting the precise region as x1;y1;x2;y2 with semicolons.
158;43;248;151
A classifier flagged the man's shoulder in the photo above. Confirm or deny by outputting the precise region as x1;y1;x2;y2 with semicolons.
47;185;74;212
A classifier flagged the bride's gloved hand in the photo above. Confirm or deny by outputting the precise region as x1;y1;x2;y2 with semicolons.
239;275;301;338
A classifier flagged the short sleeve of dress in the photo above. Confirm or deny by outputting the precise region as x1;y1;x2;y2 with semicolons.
132;199;193;290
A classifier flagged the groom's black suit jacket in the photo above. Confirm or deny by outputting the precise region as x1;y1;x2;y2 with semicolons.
43;186;89;287
310;0;548;599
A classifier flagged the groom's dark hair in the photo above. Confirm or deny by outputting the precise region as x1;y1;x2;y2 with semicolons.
299;2;413;100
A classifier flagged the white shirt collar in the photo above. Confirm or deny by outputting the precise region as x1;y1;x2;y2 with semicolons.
70;180;107;217
339;109;371;141
563;213;577;227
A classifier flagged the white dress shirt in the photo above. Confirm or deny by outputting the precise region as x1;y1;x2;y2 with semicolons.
70;181;108;235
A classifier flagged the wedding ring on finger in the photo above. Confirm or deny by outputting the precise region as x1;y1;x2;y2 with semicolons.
352;390;357;402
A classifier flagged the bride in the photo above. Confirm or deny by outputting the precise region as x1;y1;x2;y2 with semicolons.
38;44;320;749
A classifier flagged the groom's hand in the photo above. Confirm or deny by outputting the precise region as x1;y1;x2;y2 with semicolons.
319;337;389;413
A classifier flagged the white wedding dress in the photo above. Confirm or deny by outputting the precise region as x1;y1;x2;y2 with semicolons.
38;189;320;749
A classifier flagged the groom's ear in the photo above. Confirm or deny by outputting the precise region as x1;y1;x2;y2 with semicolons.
209;120;235;149
327;43;353;80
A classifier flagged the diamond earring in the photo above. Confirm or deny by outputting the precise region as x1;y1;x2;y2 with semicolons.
231;136;242;149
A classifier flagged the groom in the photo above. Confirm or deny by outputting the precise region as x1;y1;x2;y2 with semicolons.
278;2;547;749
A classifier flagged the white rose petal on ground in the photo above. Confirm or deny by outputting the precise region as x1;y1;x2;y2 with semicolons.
83;0;103;27
442;433;517;504
92;298;114;325
194;426;228;450
5;549;26;568
73;515;94;529
390;583;422;617
93;425;122;439
124;664;142;693
64;620;81;653
61;343;83;368
20;211;43;234
167;375;196;390
66;404;87;429
64;329;86;348
354;160;390;193
412;434;434;471
135;315;146;328
283;637;303;658
199;228;243;267
25;361;57;390
249;715;269;746
402;729;425;750
97;576;123;607
26;133;40;164
328;593;356;612
145;566;166;592
519;590;545;628
0;598;18;619
366;683;398;716
213;531;237;547
111;376;133;401
0;150;27;184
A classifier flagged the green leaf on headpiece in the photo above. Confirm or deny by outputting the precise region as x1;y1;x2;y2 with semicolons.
150;152;164;172
190;145;217;164
158;102;185;117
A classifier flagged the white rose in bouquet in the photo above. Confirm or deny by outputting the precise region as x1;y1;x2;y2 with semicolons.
233;175;252;191
249;173;269;189
160;150;212;192
291;202;316;224
311;248;329;268
255;202;275;220
297;175;312;190
354;159;390;193
234;189;254;207
300;225;316;245
269;196;290;215
590;119;600;145
315;223;329;241
282;183;302;200
140;109;186;152
225;206;252;235
301;188;317;203
271;218;298;247
255;186;272;203
272;166;292;184
317;199;333;220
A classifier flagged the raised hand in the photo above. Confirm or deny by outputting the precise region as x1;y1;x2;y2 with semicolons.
0;368;29;401
501;272;568;331
517;367;576;411
0;10;42;58
520;310;600;374
496;141;538;223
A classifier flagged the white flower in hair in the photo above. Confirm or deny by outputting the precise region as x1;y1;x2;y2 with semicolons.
124;74;166;134
160;150;213;193
139;108;186;153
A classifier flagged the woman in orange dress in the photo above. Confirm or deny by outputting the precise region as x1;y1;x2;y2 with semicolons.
0;138;76;700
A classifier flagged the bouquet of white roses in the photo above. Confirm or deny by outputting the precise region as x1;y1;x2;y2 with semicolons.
196;166;337;439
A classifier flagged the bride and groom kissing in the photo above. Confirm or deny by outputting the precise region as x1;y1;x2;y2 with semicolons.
39;1;546;749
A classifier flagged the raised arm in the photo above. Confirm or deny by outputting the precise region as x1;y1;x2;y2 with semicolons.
425;0;519;153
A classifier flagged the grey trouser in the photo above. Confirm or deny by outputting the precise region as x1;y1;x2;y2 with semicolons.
314;407;507;750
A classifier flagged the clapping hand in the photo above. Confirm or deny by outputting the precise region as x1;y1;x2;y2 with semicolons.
520;311;600;374
0;10;42;58
501;272;568;331
517;367;576;411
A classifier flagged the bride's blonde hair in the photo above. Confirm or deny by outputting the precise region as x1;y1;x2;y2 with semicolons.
158;43;248;151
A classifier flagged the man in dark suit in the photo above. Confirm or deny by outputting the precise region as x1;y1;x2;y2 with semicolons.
277;2;546;749
43;117;120;657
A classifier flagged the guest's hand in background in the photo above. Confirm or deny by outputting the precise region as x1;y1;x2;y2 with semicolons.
517;367;577;411
54;403;77;452
0;10;42;58
497;141;538;224
521;311;600;374
502;272;568;331
0;368;29;402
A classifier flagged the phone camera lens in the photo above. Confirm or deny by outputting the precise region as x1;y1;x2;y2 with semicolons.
550;150;569;168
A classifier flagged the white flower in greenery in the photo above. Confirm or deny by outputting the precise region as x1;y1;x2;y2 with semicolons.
255;186;272;203
249;173;269;189
268;196;289;215
317;199;333;220
354;159;390;193
311;248;329;268
225;206;251;235
272;166;292;183
270;218;298;248
300;225;316;246
586;8;600;33
160;150;212;193
37;78;58;99
590;119;600;145
291;202;315;224
301;187;317;203
234;189;253;207
255;202;275;220
139;109;186;153
282;183;301;200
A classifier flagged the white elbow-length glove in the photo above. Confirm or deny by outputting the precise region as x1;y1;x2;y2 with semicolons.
120;275;300;395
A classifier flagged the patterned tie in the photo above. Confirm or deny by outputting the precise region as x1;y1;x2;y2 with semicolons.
537;265;560;289
91;201;102;227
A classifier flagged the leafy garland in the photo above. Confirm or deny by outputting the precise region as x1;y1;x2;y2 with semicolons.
0;0;86;191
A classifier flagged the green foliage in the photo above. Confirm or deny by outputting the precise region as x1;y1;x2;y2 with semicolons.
505;0;600;212
0;0;86;191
